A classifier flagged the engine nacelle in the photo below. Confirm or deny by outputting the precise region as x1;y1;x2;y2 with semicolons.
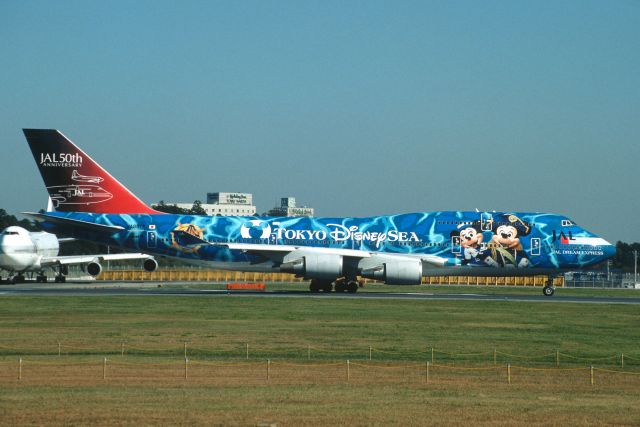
280;252;343;280
143;258;158;272
86;261;102;277
360;257;422;285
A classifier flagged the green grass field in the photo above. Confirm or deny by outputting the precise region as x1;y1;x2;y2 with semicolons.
0;293;639;425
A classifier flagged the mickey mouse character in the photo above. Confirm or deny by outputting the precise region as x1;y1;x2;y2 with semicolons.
481;214;532;268
450;221;484;265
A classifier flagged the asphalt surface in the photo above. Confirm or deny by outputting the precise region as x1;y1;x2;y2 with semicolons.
0;281;639;304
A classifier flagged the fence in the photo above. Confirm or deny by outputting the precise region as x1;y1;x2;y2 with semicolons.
1;342;638;367
96;269;564;287
2;342;639;387
564;272;638;289
2;357;640;388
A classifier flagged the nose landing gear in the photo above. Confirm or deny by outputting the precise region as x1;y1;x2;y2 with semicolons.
543;276;556;296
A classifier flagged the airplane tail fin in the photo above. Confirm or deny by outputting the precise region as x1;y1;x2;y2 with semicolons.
23;129;159;214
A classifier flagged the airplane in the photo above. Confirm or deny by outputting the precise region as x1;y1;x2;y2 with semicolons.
71;169;104;184
20;129;616;296
0;225;158;284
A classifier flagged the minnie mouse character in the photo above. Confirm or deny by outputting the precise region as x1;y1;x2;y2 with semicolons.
481;214;532;268
450;221;484;265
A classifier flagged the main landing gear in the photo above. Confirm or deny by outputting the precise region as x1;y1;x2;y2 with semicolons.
309;278;360;293
53;265;68;283
6;274;26;285
309;279;333;293
543;276;555;297
334;279;359;293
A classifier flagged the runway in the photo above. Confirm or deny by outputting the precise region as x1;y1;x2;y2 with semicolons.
1;282;639;305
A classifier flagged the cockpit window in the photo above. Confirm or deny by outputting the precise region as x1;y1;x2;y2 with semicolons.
561;220;574;227
3;231;18;235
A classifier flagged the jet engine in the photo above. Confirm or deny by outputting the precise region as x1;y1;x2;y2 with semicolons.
86;261;102;277
280;252;343;280
143;258;158;272
360;257;422;285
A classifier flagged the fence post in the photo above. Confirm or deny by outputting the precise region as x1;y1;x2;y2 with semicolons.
590;365;594;386
493;348;497;366
184;342;187;358
184;357;188;380
58;342;61;357
103;357;107;380
246;343;249;360
121;343;124;356
18;357;22;381
556;350;559;367
431;347;434;364
347;360;350;382
621;353;624;369
369;346;372;361
507;364;511;384
426;361;430;384
267;359;270;381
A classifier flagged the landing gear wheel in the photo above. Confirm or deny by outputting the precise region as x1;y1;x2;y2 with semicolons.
334;282;346;293
543;286;555;297
346;281;358;293
15;275;26;284
310;277;320;294
54;275;66;284
310;279;332;293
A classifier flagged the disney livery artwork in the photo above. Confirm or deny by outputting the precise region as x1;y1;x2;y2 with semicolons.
21;129;616;296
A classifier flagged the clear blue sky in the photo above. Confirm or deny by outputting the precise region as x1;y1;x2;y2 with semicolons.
1;0;638;242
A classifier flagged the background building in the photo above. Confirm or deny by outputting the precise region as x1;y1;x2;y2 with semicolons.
267;197;314;217
156;192;256;216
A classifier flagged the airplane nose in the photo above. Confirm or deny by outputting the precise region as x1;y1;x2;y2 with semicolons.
604;243;617;260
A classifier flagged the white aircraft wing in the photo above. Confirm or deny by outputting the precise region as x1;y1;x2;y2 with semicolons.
216;243;449;267
40;253;153;266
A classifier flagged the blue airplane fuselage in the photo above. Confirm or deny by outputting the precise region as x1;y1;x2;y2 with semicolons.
38;210;615;276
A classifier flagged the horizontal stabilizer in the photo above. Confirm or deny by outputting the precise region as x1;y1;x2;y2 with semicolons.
22;212;125;233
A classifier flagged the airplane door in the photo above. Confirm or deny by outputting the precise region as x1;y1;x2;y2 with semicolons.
451;235;461;254
480;213;493;232
147;231;157;248
530;238;541;256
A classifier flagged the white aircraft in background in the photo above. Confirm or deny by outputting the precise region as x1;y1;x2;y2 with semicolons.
0;226;158;284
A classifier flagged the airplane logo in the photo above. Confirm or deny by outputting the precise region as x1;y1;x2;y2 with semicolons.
240;220;272;239
71;170;104;184
46;185;113;207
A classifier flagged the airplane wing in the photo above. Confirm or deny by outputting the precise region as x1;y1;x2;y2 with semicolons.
214;242;449;267
40;253;153;266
